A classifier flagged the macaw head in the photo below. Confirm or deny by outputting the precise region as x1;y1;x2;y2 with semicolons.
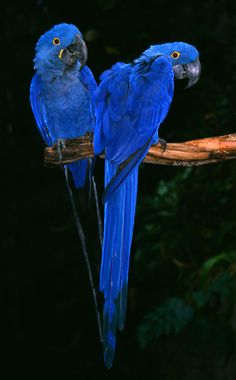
34;23;88;77
143;42;201;88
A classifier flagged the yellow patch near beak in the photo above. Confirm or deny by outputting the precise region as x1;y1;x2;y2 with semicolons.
58;49;64;60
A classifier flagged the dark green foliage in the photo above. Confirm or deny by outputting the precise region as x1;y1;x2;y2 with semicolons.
138;297;194;348
138;272;236;348
133;161;236;378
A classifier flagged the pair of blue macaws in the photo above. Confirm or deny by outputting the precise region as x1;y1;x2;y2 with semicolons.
30;23;201;368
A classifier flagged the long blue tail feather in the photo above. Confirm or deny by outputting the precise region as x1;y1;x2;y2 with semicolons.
101;161;138;367
99;161;117;290
117;168;138;330
103;297;117;369
64;166;103;343
68;159;88;189
103;131;154;203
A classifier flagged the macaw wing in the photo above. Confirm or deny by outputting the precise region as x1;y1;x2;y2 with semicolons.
80;65;98;132
102;130;155;203
95;55;174;201
30;74;53;146
97;57;174;367
94;56;174;162
93;62;129;154
127;55;174;136
80;65;97;95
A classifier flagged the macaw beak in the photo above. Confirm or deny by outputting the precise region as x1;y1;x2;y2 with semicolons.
58;34;88;69
173;57;201;88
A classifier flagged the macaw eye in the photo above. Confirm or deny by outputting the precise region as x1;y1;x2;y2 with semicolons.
53;37;60;45
171;51;180;59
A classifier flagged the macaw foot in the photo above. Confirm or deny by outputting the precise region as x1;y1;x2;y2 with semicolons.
158;138;167;153
152;137;168;153
85;131;93;138
57;139;66;163
85;131;94;145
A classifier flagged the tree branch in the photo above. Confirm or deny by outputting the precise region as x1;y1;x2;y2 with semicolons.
44;133;236;167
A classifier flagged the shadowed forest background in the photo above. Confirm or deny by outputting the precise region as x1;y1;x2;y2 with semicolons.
4;0;236;378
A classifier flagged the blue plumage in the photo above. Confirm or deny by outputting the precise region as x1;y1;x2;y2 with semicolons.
30;24;104;342
94;42;200;368
30;23;97;188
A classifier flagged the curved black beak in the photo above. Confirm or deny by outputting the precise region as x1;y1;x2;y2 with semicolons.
173;57;201;88
59;34;88;69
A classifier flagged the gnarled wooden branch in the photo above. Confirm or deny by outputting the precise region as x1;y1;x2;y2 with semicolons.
44;133;236;167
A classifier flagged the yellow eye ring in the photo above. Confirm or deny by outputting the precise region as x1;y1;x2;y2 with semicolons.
53;37;60;46
171;51;180;59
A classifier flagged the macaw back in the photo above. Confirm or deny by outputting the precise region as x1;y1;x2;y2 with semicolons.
94;42;200;368
95;56;174;368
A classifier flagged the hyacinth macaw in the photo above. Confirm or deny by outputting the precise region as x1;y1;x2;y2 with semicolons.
94;42;201;368
30;24;102;340
30;23;97;187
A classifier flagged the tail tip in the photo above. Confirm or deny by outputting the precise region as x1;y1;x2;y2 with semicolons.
103;326;116;369
104;347;115;369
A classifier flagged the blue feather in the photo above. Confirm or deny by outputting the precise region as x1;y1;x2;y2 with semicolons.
94;43;201;367
30;74;54;146
103;297;117;369
100;161;139;365
117;168;138;330
103;130;155;203
95;54;175;368
30;24;97;188
68;160;88;189
30;24;104;344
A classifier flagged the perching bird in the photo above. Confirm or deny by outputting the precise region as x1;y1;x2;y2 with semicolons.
94;42;201;368
30;23;96;187
30;23;102;340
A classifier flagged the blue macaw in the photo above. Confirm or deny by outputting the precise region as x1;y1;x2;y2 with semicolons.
30;24;102;339
30;23;97;187
94;42;201;368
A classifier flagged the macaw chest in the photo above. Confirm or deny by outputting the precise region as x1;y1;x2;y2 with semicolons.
44;76;93;139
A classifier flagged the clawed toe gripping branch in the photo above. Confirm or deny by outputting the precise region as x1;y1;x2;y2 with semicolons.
44;133;236;168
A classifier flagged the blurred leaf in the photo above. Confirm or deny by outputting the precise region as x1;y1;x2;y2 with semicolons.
192;290;211;309
138;298;194;349
200;251;236;284
84;29;99;42
98;0;117;10
105;45;120;56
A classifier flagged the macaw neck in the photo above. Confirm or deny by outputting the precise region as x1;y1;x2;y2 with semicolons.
133;52;163;67
35;59;81;82
133;45;170;66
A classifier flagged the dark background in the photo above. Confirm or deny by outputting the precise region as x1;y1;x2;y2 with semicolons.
4;0;236;378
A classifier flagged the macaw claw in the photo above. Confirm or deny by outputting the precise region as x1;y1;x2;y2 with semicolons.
158;138;167;152
152;137;167;153
152;137;167;152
